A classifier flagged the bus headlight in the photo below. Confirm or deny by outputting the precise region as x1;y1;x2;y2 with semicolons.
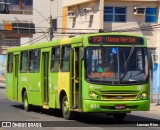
141;92;147;99
89;91;101;99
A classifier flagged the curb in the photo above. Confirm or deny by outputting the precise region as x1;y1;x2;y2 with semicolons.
0;83;5;88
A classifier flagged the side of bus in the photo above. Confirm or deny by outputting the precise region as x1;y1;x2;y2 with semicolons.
6;37;84;119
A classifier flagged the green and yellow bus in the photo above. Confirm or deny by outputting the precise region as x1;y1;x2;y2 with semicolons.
6;33;150;120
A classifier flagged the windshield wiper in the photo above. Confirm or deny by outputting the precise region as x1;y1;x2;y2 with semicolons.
125;46;135;66
121;46;135;80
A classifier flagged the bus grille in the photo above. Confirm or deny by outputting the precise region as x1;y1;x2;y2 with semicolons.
102;94;137;100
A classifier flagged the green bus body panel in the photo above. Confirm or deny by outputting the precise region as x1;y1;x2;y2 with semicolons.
6;73;14;100
81;60;150;112
6;32;149;113
83;100;149;112
7;33;147;53
49;73;59;108
7;40;61;53
19;73;42;105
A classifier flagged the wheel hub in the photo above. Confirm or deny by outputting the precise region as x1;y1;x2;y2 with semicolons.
63;100;69;114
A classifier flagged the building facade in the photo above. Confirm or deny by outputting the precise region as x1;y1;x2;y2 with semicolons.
0;0;34;80
0;0;63;80
33;0;62;43
62;0;160;101
0;0;34;54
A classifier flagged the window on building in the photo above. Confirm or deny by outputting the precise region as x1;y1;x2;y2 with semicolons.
11;0;19;5
28;49;40;72
0;3;9;14
0;4;5;12
104;7;126;22
20;51;28;72
61;46;71;72
145;8;157;23
11;0;33;5
50;47;60;72
52;19;57;31
7;53;13;73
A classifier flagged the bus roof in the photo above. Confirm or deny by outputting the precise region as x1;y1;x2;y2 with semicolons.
7;33;146;53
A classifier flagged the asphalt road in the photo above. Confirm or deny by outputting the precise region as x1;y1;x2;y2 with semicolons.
0;88;160;130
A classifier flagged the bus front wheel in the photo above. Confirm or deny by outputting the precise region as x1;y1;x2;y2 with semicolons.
61;96;74;120
113;113;126;120
23;91;31;111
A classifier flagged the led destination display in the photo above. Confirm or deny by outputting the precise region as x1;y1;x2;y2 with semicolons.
88;35;144;45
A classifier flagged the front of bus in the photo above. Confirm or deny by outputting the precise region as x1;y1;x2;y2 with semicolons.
82;34;150;118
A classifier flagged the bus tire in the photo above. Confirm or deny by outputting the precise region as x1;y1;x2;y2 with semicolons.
61;96;74;120
23;91;31;111
113;113;126;120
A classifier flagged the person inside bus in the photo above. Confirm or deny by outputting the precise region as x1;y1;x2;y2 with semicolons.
97;64;103;73
97;63;110;72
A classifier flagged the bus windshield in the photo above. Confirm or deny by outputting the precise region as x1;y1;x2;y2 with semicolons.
85;47;149;85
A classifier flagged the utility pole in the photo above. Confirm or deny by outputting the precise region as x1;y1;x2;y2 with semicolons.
50;15;53;41
50;0;53;41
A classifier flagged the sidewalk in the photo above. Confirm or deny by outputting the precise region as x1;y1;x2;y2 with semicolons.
0;80;5;88
149;103;160;115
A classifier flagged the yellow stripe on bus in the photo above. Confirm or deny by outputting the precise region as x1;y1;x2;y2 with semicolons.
60;38;72;45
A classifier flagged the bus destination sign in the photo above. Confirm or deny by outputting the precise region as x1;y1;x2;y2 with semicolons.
88;35;144;45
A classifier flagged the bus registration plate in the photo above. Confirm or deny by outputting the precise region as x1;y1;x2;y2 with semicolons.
115;105;126;109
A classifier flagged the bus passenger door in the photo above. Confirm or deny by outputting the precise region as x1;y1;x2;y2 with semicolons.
42;52;49;106
13;55;19;101
70;48;82;110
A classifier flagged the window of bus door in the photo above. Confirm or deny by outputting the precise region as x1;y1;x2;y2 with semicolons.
85;47;149;85
7;53;13;73
20;51;28;73
61;46;71;72
50;47;60;72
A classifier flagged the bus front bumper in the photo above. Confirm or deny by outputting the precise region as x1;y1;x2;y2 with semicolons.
83;100;150;112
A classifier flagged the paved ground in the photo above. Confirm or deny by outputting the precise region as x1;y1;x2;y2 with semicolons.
149;103;160;115
0;80;5;88
0;81;160;130
1;80;160;116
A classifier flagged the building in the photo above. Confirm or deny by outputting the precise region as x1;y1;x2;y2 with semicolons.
0;0;34;54
0;0;63;80
0;0;34;80
33;0;62;43
62;0;160;102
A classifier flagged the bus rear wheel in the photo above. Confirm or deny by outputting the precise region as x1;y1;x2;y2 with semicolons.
113;113;126;120
61;96;74;120
23;91;31;111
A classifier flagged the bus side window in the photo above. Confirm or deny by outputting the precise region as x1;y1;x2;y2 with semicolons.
20;51;28;73
50;47;60;72
61;46;71;72
7;53;13;73
28;49;39;72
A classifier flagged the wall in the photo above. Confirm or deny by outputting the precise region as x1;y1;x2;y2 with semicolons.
33;0;63;43
104;1;159;48
33;0;51;43
64;1;101;35
0;14;33;23
62;0;95;7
